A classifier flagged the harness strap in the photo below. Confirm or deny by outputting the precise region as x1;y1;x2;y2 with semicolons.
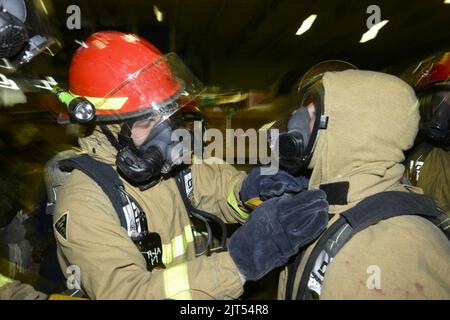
174;167;228;253
59;154;128;229
58;154;165;270
286;191;447;300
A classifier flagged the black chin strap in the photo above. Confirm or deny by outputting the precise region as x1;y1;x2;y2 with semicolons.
100;124;122;151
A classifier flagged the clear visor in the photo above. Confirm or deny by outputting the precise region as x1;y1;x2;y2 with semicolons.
102;53;205;143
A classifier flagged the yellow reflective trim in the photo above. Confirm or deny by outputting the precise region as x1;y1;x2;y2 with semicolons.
162;243;173;265
161;224;194;266
90;97;128;110
70;93;128;110
0;274;14;288
172;234;185;257
227;177;249;220
184;224;194;243
164;263;192;300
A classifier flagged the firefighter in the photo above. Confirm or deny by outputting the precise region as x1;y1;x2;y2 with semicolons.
274;63;450;299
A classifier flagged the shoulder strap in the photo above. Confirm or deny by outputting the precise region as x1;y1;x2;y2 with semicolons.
290;191;446;300
58;154;129;230
59;154;166;270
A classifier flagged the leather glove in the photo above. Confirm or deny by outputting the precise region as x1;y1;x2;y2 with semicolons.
240;167;309;203
228;189;328;281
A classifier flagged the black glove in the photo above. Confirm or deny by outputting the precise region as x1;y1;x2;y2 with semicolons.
228;189;328;281
240;167;309;203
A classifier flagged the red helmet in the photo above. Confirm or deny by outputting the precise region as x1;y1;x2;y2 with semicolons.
66;31;203;122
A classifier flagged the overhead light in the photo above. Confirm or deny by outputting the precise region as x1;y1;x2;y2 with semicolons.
39;0;49;15
445;0;450;4
153;5;164;22
295;14;317;36
359;20;389;43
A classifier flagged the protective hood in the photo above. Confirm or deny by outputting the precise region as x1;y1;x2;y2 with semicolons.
309;70;420;214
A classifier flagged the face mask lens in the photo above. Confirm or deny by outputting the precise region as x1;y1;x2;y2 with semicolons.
278;103;314;159
133;115;161;130
127;115;162;146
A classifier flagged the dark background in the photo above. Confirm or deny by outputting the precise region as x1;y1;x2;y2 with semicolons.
16;0;450;89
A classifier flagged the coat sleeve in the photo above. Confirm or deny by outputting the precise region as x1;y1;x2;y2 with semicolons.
53;170;244;300
0;274;47;300
191;158;249;224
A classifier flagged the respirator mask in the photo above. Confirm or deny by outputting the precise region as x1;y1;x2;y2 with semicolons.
271;85;327;174
116;112;192;185
268;60;357;174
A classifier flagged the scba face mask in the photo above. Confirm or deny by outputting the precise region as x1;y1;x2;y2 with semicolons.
271;60;357;174
116;114;192;185
275;91;327;174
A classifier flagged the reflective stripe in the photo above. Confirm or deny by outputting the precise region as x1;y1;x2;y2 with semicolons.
93;97;128;110
0;274;14;288
164;263;192;299
184;224;194;243
162;243;173;265
227;177;249;220
162;224;194;265
70;92;128;110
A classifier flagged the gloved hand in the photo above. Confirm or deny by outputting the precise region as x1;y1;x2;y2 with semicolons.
228;189;328;281
240;167;309;203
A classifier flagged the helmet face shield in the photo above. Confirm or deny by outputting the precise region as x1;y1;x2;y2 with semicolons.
93;52;205;123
